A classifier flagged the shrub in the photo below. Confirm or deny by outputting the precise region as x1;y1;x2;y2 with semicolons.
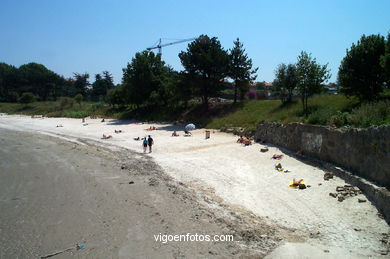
307;107;336;125
246;90;257;100
348;101;390;127
18;92;36;104
328;111;350;127
59;97;74;109
74;94;83;106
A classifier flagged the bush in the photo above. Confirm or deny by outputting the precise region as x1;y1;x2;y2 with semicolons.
307;107;337;125
18;92;36;104
74;94;83;106
246;90;257;100
348;101;390;127
328;111;350;127
59;97;74;109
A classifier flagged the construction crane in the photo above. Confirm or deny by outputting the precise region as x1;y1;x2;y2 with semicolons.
146;38;196;55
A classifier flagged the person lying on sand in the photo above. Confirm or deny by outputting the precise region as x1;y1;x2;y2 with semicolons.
134;137;140;141
184;130;192;136
102;134;112;139
272;154;283;160
56;124;63;127
292;178;304;187
114;130;123;133
242;138;252;146
172;131;179;137
145;126;157;131
237;136;244;143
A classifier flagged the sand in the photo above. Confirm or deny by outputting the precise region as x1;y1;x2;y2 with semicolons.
0;114;389;257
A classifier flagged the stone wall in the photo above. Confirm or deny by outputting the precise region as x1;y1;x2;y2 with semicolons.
254;123;390;189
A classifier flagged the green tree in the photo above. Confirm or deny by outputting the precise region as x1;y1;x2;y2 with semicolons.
74;93;83;107
273;63;298;104
228;38;258;103
18;92;36;104
179;35;229;110
18;63;61;101
338;34;386;101
73;73;90;97
380;32;390;87
122;51;173;108
107;86;126;107
0;62;19;102
296;51;330;114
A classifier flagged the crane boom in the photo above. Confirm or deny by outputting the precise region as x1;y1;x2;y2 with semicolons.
146;38;196;54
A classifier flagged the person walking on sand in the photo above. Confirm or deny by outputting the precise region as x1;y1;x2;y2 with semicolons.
147;135;154;153
142;137;148;153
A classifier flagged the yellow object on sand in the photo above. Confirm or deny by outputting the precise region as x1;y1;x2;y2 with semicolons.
289;180;305;188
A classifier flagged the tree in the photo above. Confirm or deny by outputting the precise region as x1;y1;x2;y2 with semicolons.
0;62;19;102
273;63;298;104
18;63;61;101
228;38;258;103
179;35;229;110
296;51;330;114
338;34;386;101
380;32;390;87
73;73;90;97
107;86;126;107
122;51;172;108
19;92;36;104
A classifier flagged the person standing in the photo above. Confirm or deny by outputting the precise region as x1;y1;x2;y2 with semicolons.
147;135;154;153
142;137;148;153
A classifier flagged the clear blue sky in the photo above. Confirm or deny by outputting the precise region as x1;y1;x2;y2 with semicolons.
1;0;389;84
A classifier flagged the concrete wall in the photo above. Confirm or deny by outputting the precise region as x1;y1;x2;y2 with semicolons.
254;123;390;189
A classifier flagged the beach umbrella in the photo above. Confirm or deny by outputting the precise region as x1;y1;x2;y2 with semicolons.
185;123;196;131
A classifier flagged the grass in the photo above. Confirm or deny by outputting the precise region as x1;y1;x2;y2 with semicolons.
1;94;388;135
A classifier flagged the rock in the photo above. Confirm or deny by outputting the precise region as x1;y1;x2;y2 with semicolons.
358;198;366;203
329;193;338;198
338;196;345;202
260;147;269;152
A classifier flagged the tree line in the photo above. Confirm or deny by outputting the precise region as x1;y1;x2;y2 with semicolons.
274;32;390;113
1;33;389;113
0;62;115;103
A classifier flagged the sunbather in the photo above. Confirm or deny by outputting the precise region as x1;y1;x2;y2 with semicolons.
115;130;123;133
56;124;63;127
172;131;179;137
134;137;140;141
237;136;244;143
292;178;304;187
272;154;284;160
184;130;192;136
145;126;157;131
242;138;252;146
102;134;112;139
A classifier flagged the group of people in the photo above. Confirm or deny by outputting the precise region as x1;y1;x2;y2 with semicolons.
142;135;154;153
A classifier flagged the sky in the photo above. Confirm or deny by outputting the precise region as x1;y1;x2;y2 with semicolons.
1;0;389;84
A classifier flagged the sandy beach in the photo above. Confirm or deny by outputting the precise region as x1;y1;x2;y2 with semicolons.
0;114;389;258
